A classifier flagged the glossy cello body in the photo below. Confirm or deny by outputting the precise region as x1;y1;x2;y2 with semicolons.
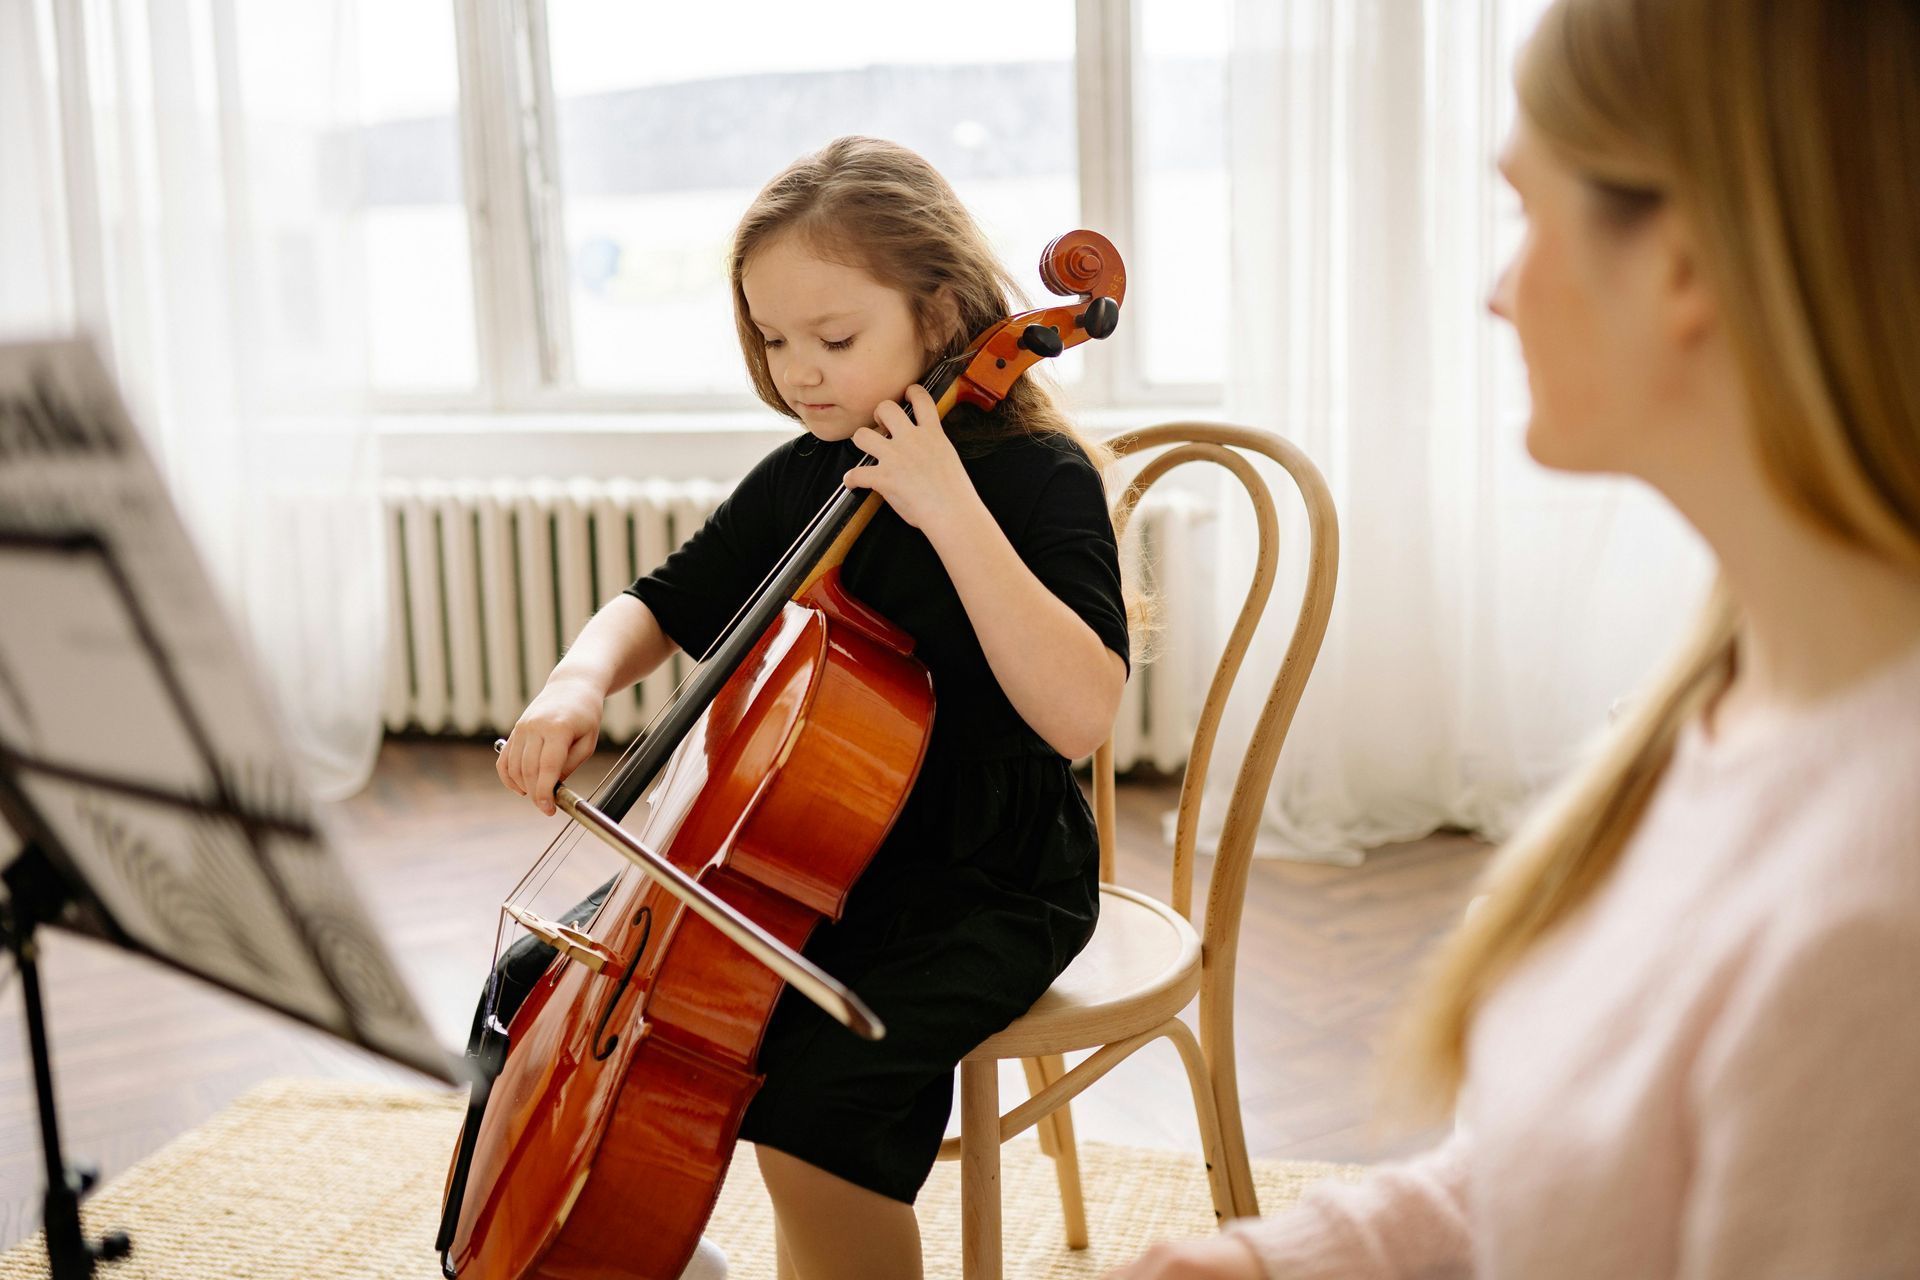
439;230;1126;1280
444;570;932;1279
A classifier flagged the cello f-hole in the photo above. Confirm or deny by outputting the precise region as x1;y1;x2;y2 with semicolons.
592;906;653;1061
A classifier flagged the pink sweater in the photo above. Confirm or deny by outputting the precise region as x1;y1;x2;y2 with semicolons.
1234;643;1920;1278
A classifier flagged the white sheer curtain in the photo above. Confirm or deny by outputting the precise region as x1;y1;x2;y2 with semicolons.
0;0;384;799
1198;0;1714;864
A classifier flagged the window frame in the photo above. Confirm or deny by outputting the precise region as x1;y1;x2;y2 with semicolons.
387;0;1218;416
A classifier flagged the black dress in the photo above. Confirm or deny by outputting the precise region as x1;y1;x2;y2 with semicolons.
627;422;1130;1204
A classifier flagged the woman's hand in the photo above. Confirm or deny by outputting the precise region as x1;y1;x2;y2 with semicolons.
845;384;983;540
497;673;603;816
1102;1234;1265;1279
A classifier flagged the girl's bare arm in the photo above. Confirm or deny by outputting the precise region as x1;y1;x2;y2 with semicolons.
499;593;679;813
928;500;1127;761
847;386;1127;760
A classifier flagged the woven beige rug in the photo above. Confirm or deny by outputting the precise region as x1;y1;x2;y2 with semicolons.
0;1079;1366;1279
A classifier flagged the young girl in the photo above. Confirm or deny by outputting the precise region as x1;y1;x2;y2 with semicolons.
1111;1;1920;1276
497;136;1130;1279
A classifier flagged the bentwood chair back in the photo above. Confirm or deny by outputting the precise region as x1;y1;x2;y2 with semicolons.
938;423;1340;1279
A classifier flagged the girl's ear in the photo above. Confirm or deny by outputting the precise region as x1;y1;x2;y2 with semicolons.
927;286;965;353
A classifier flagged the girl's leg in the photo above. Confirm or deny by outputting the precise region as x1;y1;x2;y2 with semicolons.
774;1222;797;1280
756;1145;923;1280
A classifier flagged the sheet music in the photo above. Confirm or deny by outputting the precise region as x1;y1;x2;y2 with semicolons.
13;775;348;1028
0;337;453;1081
0;550;210;793
0;342;300;820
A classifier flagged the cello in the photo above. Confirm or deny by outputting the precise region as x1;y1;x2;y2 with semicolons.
437;229;1126;1280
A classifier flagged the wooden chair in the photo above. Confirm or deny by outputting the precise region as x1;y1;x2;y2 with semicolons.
936;423;1339;1279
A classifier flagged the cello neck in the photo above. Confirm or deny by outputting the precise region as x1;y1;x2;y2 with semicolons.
792;370;970;597
593;223;1124;818
594;476;875;818
793;490;882;598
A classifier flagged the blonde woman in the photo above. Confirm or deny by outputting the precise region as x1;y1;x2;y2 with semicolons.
1110;0;1920;1275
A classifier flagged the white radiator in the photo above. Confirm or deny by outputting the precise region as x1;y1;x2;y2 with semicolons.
382;478;1211;771
1111;489;1214;773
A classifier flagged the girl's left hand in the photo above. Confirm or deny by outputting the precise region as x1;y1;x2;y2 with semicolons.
845;384;980;539
1100;1234;1266;1279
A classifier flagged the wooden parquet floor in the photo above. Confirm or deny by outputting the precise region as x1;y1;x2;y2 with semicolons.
0;740;1489;1251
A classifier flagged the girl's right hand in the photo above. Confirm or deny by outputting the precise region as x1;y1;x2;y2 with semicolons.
498;675;603;816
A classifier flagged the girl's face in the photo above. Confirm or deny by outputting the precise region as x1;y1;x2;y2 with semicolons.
1487;118;1695;479
742;234;933;442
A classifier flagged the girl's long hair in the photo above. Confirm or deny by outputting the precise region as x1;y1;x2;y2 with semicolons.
728;135;1107;468
1391;0;1920;1114
729;135;1157;653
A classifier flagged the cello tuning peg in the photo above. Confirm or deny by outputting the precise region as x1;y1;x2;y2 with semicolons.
1078;298;1120;341
1017;324;1065;359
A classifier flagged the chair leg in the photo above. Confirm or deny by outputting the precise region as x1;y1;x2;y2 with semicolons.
1019;1058;1059;1156
1162;1020;1237;1224
1031;1054;1089;1248
1210;1059;1260;1217
960;1058;1003;1280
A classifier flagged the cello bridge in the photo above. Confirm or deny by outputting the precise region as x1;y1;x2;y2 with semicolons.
503;903;627;980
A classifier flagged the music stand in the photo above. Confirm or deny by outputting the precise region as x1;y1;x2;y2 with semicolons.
0;338;456;1278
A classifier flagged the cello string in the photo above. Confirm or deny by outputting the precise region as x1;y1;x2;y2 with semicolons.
491;348;977;954
475;277;1112;1028
520;348;974;904
493;459;873;926
577;346;971;781
663;346;965;683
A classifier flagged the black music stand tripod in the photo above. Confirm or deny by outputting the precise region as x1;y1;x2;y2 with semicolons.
0;843;132;1278
0;340;456;1279
0;530;347;1278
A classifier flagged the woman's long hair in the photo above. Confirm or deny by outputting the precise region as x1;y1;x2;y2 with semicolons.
1391;0;1920;1114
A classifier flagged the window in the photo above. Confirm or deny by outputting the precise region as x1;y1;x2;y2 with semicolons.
544;1;1077;397
1133;0;1229;389
355;0;478;392
364;0;1230;412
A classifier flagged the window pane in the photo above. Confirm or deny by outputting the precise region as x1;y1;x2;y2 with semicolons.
356;0;477;393
1135;0;1230;388
545;0;1079;396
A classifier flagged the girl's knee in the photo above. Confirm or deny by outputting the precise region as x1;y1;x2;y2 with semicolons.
754;1143;812;1191
755;1144;858;1203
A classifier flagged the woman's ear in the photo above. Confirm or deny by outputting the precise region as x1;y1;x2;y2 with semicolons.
1659;211;1719;351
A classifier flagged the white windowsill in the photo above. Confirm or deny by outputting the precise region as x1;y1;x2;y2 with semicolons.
373;402;1229;436
375;403;1230;483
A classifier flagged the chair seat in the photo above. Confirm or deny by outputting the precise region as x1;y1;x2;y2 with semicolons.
966;883;1202;1059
